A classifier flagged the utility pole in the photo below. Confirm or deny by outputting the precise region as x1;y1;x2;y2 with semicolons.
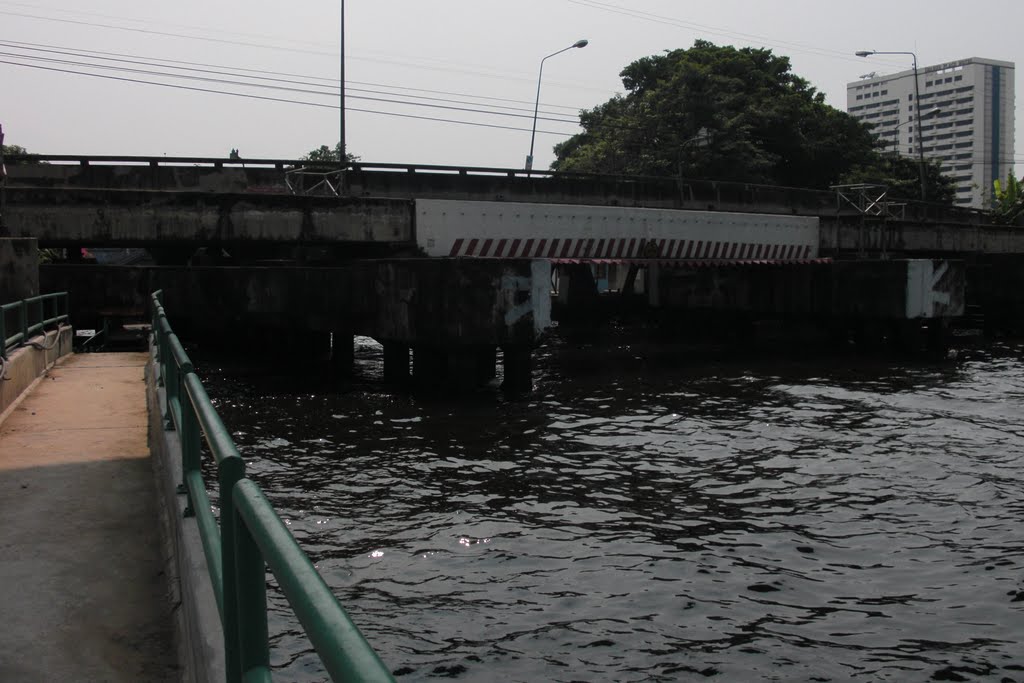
339;0;346;194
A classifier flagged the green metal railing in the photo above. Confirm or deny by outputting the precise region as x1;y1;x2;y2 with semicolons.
1;292;70;358
150;290;394;683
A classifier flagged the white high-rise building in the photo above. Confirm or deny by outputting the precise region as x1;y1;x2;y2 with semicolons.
846;57;1015;208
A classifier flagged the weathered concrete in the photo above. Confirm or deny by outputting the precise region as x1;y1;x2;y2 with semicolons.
4;188;413;246
146;351;226;683
656;259;966;319
0;237;38;303
821;216;1024;255
0;352;177;683
0;325;73;418
4;160;842;215
41;260;552;347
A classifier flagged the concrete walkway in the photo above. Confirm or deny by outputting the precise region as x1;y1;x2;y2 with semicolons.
0;352;178;682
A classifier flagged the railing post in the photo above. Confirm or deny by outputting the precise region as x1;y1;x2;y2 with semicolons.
163;332;178;431
233;499;270;680
178;365;199;516
219;456;247;683
19;300;27;345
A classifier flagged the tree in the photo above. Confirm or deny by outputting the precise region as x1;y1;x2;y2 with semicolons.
301;142;359;165
551;40;878;189
842;155;957;204
1;144;40;163
992;171;1024;225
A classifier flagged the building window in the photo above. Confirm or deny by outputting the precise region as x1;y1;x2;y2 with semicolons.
908;93;914;101
955;75;963;82
856;94;863;100
926;80;934;86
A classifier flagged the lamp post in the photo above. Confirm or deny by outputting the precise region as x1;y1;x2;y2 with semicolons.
526;39;588;171
856;50;927;201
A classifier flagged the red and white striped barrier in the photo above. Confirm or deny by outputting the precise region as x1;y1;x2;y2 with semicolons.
416;200;819;262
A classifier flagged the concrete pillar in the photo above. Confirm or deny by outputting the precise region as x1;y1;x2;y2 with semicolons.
475;345;497;384
0;238;38;303
413;346;446;388
383;342;410;384
501;345;533;393
646;262;661;308
331;329;354;377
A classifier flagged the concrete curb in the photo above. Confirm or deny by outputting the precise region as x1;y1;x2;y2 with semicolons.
0;325;73;425
146;348;226;683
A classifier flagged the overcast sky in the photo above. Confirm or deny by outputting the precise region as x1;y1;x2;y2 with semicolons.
1;0;1020;176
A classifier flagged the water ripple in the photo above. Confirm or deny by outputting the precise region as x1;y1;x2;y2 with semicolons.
198;341;1024;682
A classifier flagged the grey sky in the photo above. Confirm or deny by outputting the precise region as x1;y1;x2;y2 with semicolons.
1;0;1019;177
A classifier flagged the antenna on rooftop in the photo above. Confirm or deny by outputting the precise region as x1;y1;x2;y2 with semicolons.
859;71;878;79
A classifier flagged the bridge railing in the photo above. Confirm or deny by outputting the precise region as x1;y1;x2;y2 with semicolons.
150;291;394;683
6;154;995;224
1;292;69;358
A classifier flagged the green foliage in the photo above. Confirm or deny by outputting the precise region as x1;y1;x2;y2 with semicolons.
301;142;359;165
1;144;40;163
842;155;957;204
552;40;878;189
992;171;1024;224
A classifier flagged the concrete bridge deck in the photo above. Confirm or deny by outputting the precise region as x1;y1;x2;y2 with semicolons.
0;352;177;682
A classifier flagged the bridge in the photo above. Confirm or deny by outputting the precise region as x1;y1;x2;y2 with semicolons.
3;154;1021;257
4;154;1024;389
1;157;1023;680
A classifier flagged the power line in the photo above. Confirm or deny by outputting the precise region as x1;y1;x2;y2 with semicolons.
0;8;612;95
0;40;584;119
0;38;588;111
0;0;335;50
0;58;578;137
0;50;586;125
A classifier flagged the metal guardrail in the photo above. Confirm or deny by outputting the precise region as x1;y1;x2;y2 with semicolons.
1;292;69;358
150;290;394;683
5;153;995;225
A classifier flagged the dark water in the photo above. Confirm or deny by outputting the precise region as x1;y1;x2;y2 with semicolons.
198;335;1024;682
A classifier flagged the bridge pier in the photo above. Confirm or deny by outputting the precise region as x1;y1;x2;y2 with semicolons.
382;342;410;384
330;329;354;378
409;344;512;392
42;259;551;393
0;237;39;302
501;345;533;393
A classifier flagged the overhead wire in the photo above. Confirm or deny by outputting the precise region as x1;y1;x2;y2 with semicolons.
0;50;587;125
0;40;585;118
0;59;579;137
0;8;612;94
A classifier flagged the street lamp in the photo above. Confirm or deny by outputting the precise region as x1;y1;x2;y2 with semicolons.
856;50;927;201
526;39;588;171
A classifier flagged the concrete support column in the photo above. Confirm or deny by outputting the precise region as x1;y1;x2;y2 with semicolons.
646;262;661;308
330;329;354;377
413;346;446;389
475;345;497;384
383;342;410;384
501;345;533;393
0;238;38;303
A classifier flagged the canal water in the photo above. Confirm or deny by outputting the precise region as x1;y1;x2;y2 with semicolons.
197;334;1024;682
